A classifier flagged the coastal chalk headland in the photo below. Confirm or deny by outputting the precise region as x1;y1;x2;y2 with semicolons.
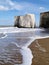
40;11;49;28
14;14;35;28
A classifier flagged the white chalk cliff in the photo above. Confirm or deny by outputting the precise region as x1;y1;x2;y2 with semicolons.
14;14;35;28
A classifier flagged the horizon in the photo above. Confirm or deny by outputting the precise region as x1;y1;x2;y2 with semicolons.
0;0;49;26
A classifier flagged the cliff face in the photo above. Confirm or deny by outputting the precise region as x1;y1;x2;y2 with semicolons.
14;14;35;28
40;12;49;28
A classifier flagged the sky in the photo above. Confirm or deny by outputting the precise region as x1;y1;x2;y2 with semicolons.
0;0;49;26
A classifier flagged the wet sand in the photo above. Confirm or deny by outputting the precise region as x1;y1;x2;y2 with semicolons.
29;38;49;65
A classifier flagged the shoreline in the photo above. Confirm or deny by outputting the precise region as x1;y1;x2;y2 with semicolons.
0;28;49;65
29;38;49;65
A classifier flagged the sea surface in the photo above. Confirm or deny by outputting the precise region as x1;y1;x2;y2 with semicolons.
0;27;49;65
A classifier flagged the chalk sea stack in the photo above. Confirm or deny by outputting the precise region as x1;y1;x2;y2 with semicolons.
40;12;49;28
14;14;35;28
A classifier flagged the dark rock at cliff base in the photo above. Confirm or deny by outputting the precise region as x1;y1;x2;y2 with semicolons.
40;12;49;28
14;14;35;28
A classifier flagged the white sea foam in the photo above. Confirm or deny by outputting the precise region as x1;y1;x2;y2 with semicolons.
0;27;43;33
0;33;7;39
14;47;33;65
20;47;33;65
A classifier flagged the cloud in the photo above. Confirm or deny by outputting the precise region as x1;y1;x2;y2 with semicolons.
0;5;9;10
38;7;45;12
7;0;23;10
0;0;23;11
39;7;45;10
0;0;46;13
0;0;39;11
38;6;49;13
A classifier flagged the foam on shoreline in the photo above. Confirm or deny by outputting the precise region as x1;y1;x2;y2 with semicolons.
19;47;33;65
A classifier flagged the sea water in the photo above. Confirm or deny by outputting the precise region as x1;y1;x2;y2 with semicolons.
0;27;49;65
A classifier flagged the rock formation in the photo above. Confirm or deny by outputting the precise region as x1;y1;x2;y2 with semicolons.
14;14;35;28
40;12;49;28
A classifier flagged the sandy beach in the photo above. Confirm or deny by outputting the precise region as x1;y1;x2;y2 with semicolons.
29;38;49;65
